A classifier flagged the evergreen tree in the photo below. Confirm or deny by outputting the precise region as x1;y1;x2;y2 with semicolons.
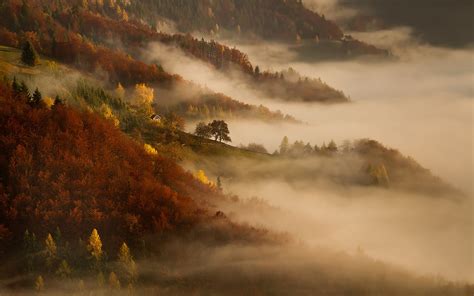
327;140;338;152
12;77;21;94
35;275;44;292
53;95;63;106
23;230;39;273
279;136;289;154
108;272;121;290
44;233;57;269
21;40;39;66
88;229;103;262
56;260;72;279
31;88;43;106
118;242;138;284
254;65;260;77
19;82;30;99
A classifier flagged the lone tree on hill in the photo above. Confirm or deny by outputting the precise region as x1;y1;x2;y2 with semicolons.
194;121;212;139
21;40;39;66
209;120;231;143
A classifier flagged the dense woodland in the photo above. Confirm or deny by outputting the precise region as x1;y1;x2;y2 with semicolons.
0;78;286;291
0;0;352;103
126;0;344;41
0;0;303;122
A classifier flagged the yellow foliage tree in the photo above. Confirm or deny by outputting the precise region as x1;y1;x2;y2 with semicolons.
195;170;215;187
35;275;44;292
45;61;59;74
143;144;158;156
43;96;54;109
45;233;57;257
108;272;121;290
44;233;57;268
87;229;103;261
133;83;154;115
100;104;120;127
118;242;138;283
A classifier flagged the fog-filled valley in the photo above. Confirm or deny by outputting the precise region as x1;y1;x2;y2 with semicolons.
0;0;472;295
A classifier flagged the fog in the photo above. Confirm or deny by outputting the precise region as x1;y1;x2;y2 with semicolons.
223;179;473;282
303;0;356;23
225;36;472;281
143;33;473;194
138;27;474;284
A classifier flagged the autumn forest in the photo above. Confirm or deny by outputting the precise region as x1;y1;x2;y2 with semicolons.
0;0;472;295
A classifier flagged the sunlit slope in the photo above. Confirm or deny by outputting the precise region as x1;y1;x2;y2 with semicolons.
0;45;270;162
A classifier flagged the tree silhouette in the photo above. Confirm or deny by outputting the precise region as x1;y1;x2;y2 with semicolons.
327;140;338;152
12;77;20;94
53;95;63;106
21;40;39;66
279;136;289;154
194;121;212;139
209;120;231;142
31;88;42;107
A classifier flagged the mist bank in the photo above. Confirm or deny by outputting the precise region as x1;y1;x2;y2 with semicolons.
222;179;473;282
206;40;473;194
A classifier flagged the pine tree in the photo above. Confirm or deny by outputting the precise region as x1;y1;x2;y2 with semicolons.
35;275;44;292
53;95;63;106
327;140;338;152
279;136;289;155
21;40;39;66
88;229;103;261
254;65;260;77
19;81;30;99
44;233;57;269
23;229;38;273
118;242;138;283
108;272;121;290
56;260;72;279
12;77;21;94
31;88;42;106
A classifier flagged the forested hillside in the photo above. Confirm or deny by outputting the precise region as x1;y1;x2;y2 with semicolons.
128;0;343;41
0;1;347;102
0;78;469;295
124;0;389;59
0;0;471;294
0;0;304;122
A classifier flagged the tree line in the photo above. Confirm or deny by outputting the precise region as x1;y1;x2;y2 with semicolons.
23;227;137;293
